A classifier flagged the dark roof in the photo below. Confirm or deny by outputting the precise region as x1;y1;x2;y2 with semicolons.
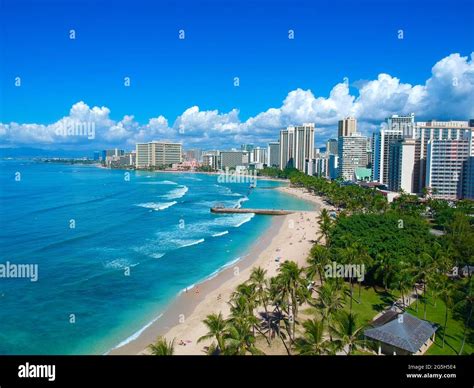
364;312;438;353
371;310;399;327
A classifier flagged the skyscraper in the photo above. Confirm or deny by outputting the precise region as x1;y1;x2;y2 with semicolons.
388;138;416;193
338;133;368;181
326;138;338;155
372;114;415;187
253;147;268;165
462;157;474;199
267;141;280;168
338;117;357;137
426;139;470;199
279;123;315;172
372;128;403;185
185;149;203;162
328;154;339;180
202;150;220;170
413;120;473;193
387;113;415;137
135;141;182;168
220;151;248;169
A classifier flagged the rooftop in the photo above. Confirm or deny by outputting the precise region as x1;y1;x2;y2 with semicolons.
364;312;438;353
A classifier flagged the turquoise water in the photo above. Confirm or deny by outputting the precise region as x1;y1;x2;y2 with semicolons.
0;160;313;354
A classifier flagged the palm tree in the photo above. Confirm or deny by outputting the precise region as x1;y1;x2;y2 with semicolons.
198;312;227;353
294;319;332;355
353;244;372;304
395;262;413;309
248;267;271;342
330;311;365;355
374;253;397;291
276;261;310;342
249;267;268;310
438;279;453;349
223;320;264;355
231;283;257;315
268;276;292;354
318;209;333;244
317;279;345;339
416;253;434;319
341;243;367;313
459;294;473;355
307;244;330;286
148;336;175;355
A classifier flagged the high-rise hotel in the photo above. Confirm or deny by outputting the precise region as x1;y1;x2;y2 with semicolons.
135;141;183;168
337;117;368;181
372;114;414;186
413;120;473;194
267;141;280;168
372;115;474;198
279;123;315;172
426;138;471;199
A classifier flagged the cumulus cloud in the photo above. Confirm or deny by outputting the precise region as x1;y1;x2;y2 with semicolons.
1;52;473;150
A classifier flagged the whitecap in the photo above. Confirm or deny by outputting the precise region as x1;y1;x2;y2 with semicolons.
150;253;165;259
110;313;164;351
177;238;205;248
234;213;255;227
104;258;139;270
212;230;229;237
139;180;178;185
235;196;249;209
135;201;177;211
161;185;188;200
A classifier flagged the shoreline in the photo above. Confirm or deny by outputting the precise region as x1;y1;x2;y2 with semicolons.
110;186;327;355
91;162;290;183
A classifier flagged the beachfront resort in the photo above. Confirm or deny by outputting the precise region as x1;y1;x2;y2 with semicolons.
104;116;474;356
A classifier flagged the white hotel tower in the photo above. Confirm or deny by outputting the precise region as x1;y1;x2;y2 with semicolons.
279;123;315;172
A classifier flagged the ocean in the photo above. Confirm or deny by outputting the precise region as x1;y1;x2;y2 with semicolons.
0;160;313;354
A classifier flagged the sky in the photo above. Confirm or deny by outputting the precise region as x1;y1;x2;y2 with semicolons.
0;0;473;152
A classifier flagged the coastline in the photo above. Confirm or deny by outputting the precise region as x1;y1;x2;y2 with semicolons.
91;162;289;183
110;186;327;355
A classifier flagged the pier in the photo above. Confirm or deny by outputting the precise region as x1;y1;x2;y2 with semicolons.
210;207;294;215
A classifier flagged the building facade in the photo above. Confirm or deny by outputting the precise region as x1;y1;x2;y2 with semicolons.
338;133;368;181
338;117;357;137
372;129;404;185
328;154;339;180
185;149;203;162
388;138;416;193
426;139;470;199
252;147;268;165
220;151;248;169
279;123;315;172
462;157;474;199
387;113;415;137
135;141;182;168
326;138;338;155
413;120;473;193
202;151;220;170
267;141;280;168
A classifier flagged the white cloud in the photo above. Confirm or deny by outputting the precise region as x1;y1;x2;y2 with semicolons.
1;52;473;150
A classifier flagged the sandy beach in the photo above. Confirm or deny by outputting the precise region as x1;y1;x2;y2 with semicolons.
110;186;327;355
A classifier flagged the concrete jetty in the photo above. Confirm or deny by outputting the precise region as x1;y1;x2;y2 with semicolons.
210;207;294;215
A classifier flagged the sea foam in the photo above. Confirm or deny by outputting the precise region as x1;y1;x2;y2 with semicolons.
161;185;188;200
135;201;177;211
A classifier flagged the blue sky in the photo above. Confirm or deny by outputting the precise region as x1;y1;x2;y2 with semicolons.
0;0;473;150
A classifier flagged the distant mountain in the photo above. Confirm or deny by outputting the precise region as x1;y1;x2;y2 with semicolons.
0;147;94;158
